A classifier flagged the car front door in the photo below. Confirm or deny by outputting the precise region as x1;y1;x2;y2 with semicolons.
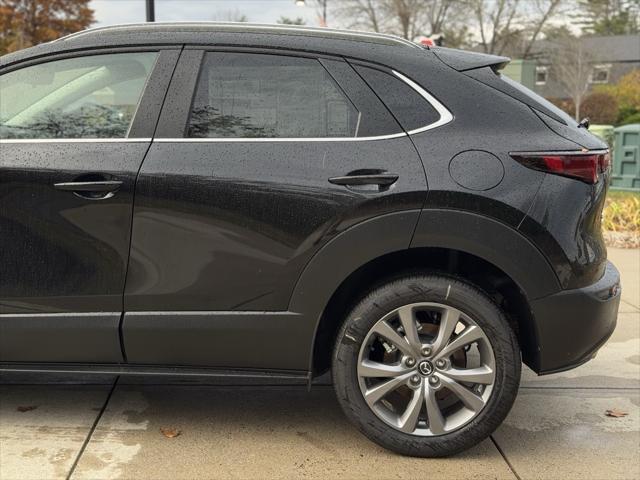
0;48;179;363
122;48;428;370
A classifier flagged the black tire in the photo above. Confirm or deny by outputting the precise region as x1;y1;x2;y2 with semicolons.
332;274;521;457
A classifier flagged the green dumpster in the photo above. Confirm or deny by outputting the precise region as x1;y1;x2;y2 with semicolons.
611;124;640;191
589;124;614;147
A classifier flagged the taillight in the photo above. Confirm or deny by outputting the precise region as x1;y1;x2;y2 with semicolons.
511;151;610;184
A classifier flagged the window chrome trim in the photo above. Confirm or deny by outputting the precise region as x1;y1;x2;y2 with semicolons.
0;70;452;144
0;138;152;143
154;69;452;143
391;70;454;134
154;132;407;143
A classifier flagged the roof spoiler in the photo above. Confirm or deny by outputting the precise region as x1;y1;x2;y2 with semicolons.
431;47;510;73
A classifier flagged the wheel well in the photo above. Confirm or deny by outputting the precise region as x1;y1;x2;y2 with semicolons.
311;247;537;376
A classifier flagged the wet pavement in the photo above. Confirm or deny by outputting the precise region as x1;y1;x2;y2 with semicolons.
1;248;639;479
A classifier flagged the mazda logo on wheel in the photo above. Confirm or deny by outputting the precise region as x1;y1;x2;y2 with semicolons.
418;360;434;376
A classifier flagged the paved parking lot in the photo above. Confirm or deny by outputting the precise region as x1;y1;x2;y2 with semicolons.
1;248;639;480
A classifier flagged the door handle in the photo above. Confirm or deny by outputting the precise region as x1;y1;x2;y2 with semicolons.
328;173;399;187
54;180;123;192
54;180;122;200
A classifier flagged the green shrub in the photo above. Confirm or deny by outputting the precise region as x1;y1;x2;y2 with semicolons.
620;111;640;125
582;92;619;124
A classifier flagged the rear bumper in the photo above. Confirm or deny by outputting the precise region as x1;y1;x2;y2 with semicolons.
530;260;620;374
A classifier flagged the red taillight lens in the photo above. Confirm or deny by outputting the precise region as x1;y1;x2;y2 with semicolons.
511;151;610;184
598;151;611;174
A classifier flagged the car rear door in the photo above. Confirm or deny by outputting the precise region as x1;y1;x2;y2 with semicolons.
122;48;429;370
0;48;179;363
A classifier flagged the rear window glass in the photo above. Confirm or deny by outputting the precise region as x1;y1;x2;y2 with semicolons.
354;65;440;132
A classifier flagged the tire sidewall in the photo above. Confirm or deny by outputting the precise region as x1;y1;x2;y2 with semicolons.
332;274;521;457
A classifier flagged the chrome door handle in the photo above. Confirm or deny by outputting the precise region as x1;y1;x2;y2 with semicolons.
328;173;399;187
54;180;122;200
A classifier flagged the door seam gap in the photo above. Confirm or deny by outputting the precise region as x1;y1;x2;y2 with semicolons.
118;312;128;363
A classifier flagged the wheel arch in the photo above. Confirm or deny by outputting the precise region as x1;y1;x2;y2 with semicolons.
411;209;560;299
289;209;560;376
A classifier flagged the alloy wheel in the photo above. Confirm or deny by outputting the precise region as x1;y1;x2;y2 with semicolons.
357;302;496;436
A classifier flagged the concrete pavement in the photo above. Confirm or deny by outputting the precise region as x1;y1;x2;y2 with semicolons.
1;248;639;479
69;387;515;480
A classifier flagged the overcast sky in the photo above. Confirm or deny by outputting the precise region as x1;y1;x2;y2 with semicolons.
91;0;322;27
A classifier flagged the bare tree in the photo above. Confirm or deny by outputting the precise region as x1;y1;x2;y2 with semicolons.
521;0;565;57
383;0;428;39
332;0;382;32
549;34;594;120
468;0;522;54
466;0;563;56
333;0;563;52
305;0;330;26
426;0;458;34
332;0;457;39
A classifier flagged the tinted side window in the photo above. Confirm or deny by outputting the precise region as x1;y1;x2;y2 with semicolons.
354;65;440;132
0;52;158;139
188;53;359;138
319;58;403;138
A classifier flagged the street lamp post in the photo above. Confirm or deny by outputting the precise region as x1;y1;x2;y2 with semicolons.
146;0;155;22
321;0;328;26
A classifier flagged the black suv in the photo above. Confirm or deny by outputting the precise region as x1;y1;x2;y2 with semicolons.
0;23;620;457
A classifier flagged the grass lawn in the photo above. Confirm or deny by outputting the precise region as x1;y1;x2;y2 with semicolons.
607;190;640;201
604;190;639;232
603;189;639;247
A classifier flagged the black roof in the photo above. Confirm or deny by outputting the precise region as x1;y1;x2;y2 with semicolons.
1;22;422;68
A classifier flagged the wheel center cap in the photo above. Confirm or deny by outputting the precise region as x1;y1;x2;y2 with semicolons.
418;360;434;376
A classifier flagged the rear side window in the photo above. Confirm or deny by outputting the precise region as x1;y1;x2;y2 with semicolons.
187;53;359;138
0;52;158;139
354;65;440;132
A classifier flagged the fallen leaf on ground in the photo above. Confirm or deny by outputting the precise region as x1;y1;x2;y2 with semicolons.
605;409;628;418
16;406;38;412
160;427;181;438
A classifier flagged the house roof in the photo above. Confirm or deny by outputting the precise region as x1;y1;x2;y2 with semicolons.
533;34;640;63
582;34;640;63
